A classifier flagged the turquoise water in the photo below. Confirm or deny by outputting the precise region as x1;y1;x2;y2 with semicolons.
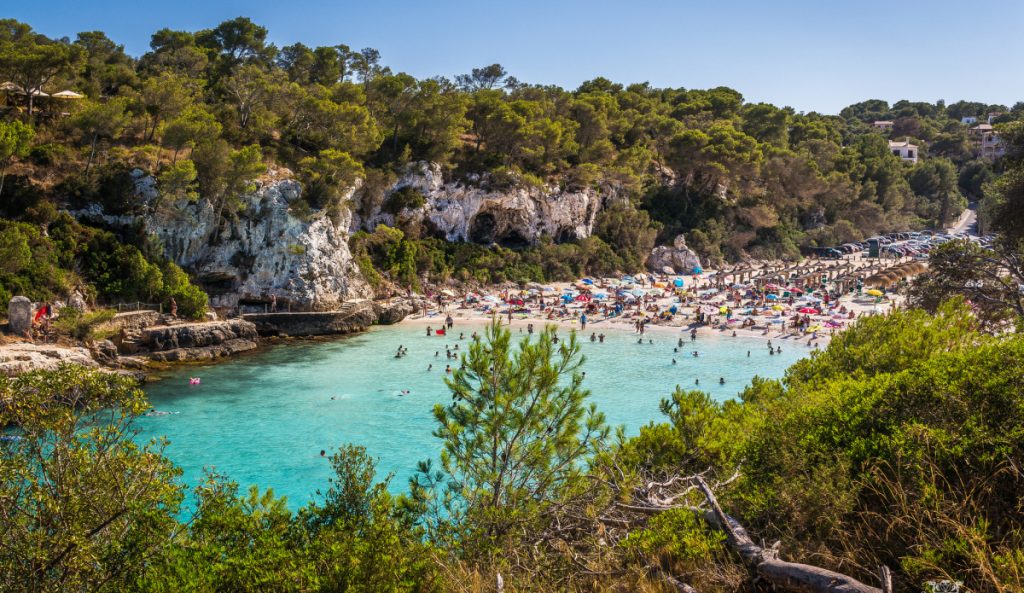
137;322;807;507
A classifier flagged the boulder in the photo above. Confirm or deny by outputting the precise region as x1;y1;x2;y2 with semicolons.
647;235;702;275
375;299;415;325
8;296;33;336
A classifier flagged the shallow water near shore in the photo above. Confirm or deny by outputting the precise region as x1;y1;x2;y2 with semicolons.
137;322;808;508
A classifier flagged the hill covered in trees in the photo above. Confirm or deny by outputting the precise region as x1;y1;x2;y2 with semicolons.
0;16;1019;312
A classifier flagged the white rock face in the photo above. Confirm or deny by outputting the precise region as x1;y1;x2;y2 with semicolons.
143;171;372;311
355;162;606;246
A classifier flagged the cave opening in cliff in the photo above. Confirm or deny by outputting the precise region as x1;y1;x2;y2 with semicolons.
555;227;578;243
469;212;497;243
496;231;530;249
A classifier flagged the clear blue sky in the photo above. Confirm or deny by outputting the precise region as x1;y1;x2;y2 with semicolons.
8;0;1024;114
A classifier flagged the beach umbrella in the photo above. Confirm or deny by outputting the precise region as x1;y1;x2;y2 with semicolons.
593;292;608;300
52;90;84;99
440;289;455;297
766;294;779;300
674;278;685;287
582;278;594;285
692;267;702;274
866;289;884;297
788;287;804;294
482;295;501;302
542;286;556;292
771;304;783;311
632;289;645;297
798;307;818;314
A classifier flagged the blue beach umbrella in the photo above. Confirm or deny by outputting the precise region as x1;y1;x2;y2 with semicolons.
673;278;684;287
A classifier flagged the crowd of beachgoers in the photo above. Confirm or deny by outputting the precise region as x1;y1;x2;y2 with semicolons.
403;254;917;349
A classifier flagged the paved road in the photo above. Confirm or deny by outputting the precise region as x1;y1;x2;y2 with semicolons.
947;204;978;236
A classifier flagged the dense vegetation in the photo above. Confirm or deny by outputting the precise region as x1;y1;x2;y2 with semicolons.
4;300;1024;593
1;16;1020;305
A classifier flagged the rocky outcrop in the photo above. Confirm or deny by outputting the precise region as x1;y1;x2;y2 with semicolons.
0;343;98;376
243;299;378;337
147;339;259;363
149;170;372;311
139;319;258;352
355;162;611;246
647;235;702;275
74;169;372;312
374;298;416;325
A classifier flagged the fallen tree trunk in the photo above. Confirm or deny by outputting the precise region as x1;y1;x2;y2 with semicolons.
692;477;883;593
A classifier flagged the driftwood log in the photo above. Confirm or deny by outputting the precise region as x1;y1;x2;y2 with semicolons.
604;473;885;593
693;477;882;593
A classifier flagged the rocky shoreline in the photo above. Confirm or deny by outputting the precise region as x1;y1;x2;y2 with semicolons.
0;298;416;378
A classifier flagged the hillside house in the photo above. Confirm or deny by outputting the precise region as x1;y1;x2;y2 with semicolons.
888;138;918;164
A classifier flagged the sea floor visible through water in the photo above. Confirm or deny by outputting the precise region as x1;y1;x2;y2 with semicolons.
137;322;808;508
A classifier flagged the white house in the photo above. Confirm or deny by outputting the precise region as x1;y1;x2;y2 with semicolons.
961;116;978;125
980;131;1006;160
888;138;918;164
873;120;894;131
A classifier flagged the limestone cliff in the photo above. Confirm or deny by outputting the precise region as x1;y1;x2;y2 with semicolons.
354;162;611;247
74;169;373;312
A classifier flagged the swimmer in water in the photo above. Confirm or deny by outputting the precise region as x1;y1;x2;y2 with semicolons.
427;364;432;371
401;389;410;395
445;365;452;373
719;377;725;385
672;358;677;364
695;378;700;385
747;350;751;357
320;450;326;457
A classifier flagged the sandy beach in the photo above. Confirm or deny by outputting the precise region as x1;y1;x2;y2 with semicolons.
398;260;906;349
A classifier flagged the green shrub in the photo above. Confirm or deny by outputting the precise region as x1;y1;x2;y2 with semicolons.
382;186;426;215
52;307;116;341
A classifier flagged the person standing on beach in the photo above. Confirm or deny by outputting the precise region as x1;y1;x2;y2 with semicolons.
446;315;453;330
580;313;587;330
